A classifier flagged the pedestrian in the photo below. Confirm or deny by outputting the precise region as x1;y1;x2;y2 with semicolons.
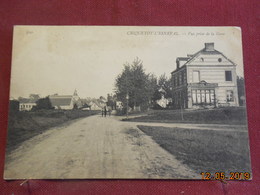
108;106;111;116
101;108;104;117
104;106;107;117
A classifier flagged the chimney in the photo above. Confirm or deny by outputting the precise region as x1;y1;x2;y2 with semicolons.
176;59;180;69
204;42;214;51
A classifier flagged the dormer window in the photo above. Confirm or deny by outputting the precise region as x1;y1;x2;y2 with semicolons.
218;58;222;62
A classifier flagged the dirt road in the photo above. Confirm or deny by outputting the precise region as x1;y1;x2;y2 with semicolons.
4;115;200;179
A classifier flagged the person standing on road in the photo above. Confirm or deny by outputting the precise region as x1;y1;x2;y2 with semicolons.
108;106;112;116
104;106;107;117
101;108;104;117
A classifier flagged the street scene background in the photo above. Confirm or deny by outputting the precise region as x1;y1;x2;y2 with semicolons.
4;26;251;179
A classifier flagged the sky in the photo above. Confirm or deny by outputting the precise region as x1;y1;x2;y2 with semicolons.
10;26;244;99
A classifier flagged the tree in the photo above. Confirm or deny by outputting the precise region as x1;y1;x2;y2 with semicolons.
107;93;116;109
237;76;245;106
157;74;173;99
115;57;157;111
9;100;19;113
73;103;78;110
34;96;53;110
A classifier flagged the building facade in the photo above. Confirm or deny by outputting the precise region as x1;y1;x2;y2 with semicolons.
171;43;239;109
18;94;40;111
156;95;172;108
49;90;82;110
19;101;37;111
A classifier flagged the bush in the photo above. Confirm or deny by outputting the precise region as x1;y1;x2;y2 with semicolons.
34;97;54;110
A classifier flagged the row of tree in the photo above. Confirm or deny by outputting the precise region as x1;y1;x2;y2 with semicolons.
115;57;172;111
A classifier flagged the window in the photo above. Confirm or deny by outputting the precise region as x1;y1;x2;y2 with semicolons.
182;71;185;84
192;71;200;82
225;71;232;81
205;90;210;103
192;90;197;103
218;58;222;62
226;90;234;102
210;90;215;103
192;89;215;105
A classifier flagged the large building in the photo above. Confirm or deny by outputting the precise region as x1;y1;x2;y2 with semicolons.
49;90;82;110
171;42;239;109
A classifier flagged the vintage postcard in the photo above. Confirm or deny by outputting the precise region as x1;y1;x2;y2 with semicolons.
4;26;251;180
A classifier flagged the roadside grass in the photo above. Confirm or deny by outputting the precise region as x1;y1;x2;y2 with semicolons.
6;110;99;153
126;107;247;125
137;125;251;175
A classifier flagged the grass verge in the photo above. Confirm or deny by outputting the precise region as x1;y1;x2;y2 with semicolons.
6;110;99;153
137;125;251;175
127;107;247;125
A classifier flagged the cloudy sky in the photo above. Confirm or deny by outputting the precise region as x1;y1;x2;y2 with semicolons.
10;26;244;99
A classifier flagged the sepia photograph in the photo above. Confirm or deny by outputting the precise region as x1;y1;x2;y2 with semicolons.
4;26;251;179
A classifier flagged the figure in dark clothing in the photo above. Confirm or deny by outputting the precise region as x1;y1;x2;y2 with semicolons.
101;108;104;117
108;106;112;116
104;106;107;117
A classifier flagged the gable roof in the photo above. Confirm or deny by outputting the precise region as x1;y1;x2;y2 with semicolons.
49;95;72;107
19;98;37;104
172;43;236;74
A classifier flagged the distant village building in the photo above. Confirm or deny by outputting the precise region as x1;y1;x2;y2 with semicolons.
81;97;107;111
155;88;172;108
171;42;239;109
156;95;172;108
49;90;82;110
116;101;123;110
18;94;40;111
89;102;102;110
19;99;37;111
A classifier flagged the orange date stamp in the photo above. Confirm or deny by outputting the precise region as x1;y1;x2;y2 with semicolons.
201;172;251;180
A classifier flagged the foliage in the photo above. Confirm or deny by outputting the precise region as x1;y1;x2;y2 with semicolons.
152;73;173;103
158;74;173;99
138;125;250;174
237;76;245;106
33;96;54;110
115;57;157;110
107;94;116;109
9;100;20;112
73;103;78;110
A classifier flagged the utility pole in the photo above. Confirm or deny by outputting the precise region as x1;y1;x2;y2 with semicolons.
180;94;184;121
180;103;184;121
126;70;129;120
126;92;129;119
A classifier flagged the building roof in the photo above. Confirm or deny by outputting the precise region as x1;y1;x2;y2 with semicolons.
19;98;37;104
172;43;236;74
49;95;73;106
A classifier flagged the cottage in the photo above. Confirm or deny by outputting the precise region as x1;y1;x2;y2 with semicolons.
49;90;82;110
171;42;239;109
156;95;172;108
19;99;37;111
18;94;40;111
